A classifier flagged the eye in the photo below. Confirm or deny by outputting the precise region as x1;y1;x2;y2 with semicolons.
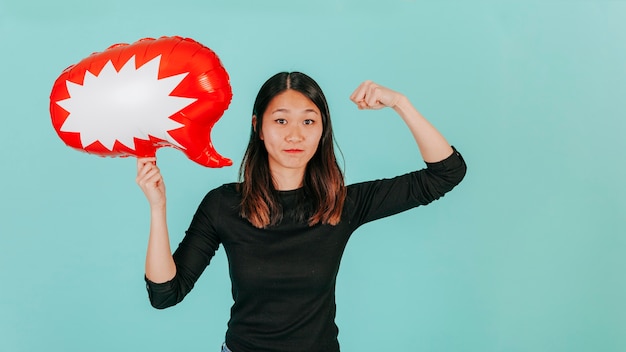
303;119;315;125
275;118;287;125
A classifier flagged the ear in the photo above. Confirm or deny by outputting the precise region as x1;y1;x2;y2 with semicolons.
252;115;263;140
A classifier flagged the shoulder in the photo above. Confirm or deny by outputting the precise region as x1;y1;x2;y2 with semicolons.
198;182;242;209
203;182;240;202
213;182;241;196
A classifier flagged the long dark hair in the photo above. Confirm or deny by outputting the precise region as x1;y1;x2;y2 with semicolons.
238;72;346;228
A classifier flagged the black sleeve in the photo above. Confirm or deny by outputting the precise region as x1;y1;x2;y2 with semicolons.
416;146;467;203
348;146;467;226
144;188;223;309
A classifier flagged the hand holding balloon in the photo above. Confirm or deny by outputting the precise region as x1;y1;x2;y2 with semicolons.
136;157;166;209
50;36;233;168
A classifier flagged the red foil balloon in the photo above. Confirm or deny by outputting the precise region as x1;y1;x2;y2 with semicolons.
49;36;233;167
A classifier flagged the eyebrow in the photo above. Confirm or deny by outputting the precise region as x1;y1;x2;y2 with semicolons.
271;108;319;115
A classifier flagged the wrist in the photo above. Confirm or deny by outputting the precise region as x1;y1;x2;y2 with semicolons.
391;95;414;115
150;201;167;214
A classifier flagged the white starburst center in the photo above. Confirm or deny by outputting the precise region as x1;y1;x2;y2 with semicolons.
57;55;196;150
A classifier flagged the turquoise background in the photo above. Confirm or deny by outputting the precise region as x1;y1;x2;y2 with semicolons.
1;0;625;351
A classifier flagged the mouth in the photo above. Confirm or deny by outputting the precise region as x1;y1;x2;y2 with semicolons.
284;149;304;154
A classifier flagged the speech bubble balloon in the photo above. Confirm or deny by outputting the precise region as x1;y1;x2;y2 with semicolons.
50;36;233;167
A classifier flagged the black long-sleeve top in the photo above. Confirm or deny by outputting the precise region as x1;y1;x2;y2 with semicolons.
145;147;466;352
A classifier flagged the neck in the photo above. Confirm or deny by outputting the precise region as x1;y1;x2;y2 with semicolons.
271;169;305;191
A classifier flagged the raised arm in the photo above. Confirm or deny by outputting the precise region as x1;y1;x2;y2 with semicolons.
349;80;453;163
136;157;176;283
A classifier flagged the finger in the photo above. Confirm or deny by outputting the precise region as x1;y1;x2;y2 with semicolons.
358;81;387;109
136;162;155;181
138;164;161;182
137;172;163;192
138;158;159;174
349;82;363;101
365;84;387;108
143;171;163;189
368;84;399;109
137;156;156;165
349;80;372;105
136;157;157;172
136;163;161;186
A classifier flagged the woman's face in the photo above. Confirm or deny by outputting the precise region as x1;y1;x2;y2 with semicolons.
258;89;323;181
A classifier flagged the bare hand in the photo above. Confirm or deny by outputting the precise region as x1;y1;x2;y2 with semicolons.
136;157;166;208
350;80;404;110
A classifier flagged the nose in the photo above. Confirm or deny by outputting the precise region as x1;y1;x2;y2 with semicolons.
285;124;304;143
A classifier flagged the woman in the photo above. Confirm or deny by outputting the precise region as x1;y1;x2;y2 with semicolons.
136;72;466;352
